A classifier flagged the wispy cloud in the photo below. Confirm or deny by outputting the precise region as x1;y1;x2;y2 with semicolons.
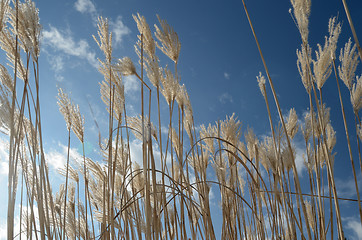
74;0;130;47
47;55;65;82
124;75;140;95
0;161;8;175
110;16;131;47
294;143;306;175
42;26;98;69
74;0;96;15
0;139;8;176
335;173;362;199
224;72;230;80
45;143;82;170
49;55;64;72
218;92;233;104
345;217;362;239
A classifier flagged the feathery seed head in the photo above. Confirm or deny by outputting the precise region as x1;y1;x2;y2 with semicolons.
350;75;362;113
302;110;315;141
313;17;341;90
127;115;157;143
71;103;84;143
9;0;41;59
175;83;189;109
290;0;311;43
245;127;257;160
0;64;13;92
320;103;331;127
0;0;9;32
160;66;179;105
183;106;194;139
145;56;161;87
57;88;72;131
99;60;125;121
313;41;333;90
132;162;145;195
281;145;295;172
58;165;79;183
0;83;11;133
358;123;362;142
86;157;105;182
154;15;181;64
93;16;112;63
296;44;312;93
325;123;336;151
262;136;279;174
0;28;28;82
133;13;155;58
57;88;85;142
213;155;227;184
220;113;242;149
200;123;217;154
286;108;298;139
117;57;136;76
338;38;359;90
257;72;266;98
305;200;316;231
258;142;269;171
328;17;341;57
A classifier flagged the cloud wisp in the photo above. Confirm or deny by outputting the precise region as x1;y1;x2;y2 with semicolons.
0;138;9;176
45;142;83;171
109;16;131;47
74;0;130;48
42;26;99;69
218;92;233;104
74;0;96;15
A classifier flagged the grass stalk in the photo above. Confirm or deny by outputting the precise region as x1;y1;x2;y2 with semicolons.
332;58;362;223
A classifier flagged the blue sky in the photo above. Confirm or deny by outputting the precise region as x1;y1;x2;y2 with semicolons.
1;0;362;238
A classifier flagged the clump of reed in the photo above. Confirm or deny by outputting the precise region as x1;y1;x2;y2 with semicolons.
2;0;362;239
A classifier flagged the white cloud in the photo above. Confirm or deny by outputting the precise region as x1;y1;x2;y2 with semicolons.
74;0;130;47
218;92;233;104
74;0;96;15
0;139;9;176
124;75;140;95
335;173;362;199
345;217;362;239
42;26;98;69
45;143;82;170
46;148;67;170
0;221;5;240
224;72;230;80
0;161;8;175
294;144;306;175
110;16;131;47
49;55;64;72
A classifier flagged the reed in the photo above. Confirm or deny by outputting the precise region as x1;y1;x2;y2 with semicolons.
2;0;362;239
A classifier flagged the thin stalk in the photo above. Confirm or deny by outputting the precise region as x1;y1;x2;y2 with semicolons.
7;1;19;238
241;1;311;238
62;127;72;240
332;59;362;224
341;0;362;61
355;114;362;178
